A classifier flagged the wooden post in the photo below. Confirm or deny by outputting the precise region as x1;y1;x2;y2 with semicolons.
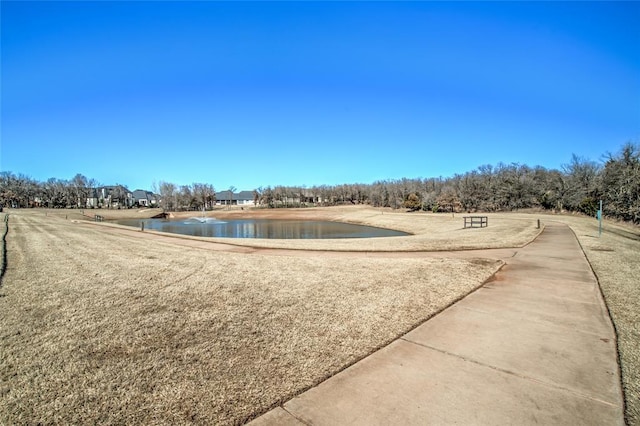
537;219;540;229
141;222;144;232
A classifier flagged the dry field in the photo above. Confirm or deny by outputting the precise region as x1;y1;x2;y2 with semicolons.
1;206;637;424
215;207;640;424
1;208;505;425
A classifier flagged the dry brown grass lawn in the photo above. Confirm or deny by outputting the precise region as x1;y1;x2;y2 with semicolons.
1;209;503;425
41;207;165;222
2;207;636;425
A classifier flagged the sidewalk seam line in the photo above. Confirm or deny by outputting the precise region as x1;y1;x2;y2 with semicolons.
400;338;621;409
281;406;312;426
457;305;612;338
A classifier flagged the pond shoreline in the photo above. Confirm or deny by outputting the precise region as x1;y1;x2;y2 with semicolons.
113;217;410;239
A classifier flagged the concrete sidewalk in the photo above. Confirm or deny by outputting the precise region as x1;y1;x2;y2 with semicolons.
248;223;624;425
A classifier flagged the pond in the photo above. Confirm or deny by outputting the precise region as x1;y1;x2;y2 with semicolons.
115;218;409;239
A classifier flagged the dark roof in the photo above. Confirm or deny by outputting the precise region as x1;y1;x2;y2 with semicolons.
216;190;233;200
237;191;254;200
215;190;254;201
132;190;153;200
99;185;132;195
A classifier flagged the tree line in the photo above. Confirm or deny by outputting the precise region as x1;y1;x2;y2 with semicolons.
151;181;217;212
0;174;218;212
0;173;99;210
254;142;639;224
1;142;638;223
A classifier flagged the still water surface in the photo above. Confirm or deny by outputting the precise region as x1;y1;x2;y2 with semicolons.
116;218;409;239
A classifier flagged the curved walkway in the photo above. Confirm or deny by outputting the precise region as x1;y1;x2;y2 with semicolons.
248;223;624;425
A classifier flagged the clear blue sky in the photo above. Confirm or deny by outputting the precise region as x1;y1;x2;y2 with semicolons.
2;1;639;192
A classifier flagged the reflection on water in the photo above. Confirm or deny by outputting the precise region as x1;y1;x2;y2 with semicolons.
115;218;409;239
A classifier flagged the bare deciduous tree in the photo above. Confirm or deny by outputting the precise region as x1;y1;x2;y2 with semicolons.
2;142;638;223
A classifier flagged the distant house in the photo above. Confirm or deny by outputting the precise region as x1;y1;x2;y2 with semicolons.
132;190;158;207
236;191;255;206
215;190;256;206
96;185;134;209
86;189;99;208
301;189;324;205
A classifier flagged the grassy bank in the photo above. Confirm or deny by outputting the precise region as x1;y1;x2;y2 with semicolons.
31;207;165;222
130;206;544;252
